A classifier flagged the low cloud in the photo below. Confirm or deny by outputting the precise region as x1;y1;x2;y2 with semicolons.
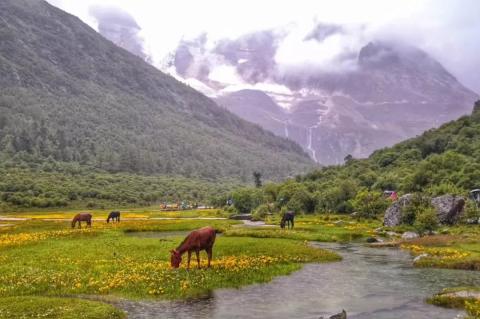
88;5;150;61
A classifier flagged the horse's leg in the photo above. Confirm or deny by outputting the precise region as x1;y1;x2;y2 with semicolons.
195;250;201;269
206;247;212;268
187;251;192;270
78;221;81;229
291;219;294;229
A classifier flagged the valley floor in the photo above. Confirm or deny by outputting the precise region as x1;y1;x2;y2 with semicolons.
0;210;479;318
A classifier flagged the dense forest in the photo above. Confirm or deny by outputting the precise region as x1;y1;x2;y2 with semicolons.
223;101;480;220
0;0;313;182
0;162;241;211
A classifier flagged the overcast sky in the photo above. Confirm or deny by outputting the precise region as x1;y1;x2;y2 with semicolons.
47;0;480;93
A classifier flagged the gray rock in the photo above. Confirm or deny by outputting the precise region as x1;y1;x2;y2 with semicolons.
402;231;419;240
334;220;345;226
431;195;465;225
319;310;347;319
330;310;347;319
413;253;429;263
386;231;401;237
384;194;413;226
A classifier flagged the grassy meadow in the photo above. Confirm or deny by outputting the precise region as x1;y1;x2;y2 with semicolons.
1;208;479;318
0;210;343;318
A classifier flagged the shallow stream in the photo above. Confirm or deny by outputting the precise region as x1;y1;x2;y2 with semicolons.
116;239;479;318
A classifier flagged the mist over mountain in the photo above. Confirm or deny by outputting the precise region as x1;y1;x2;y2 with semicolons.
0;0;314;181
160;26;478;164
89;5;151;62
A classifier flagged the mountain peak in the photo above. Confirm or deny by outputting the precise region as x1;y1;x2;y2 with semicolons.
0;0;313;180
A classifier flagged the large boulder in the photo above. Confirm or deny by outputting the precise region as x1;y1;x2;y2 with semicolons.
431;195;465;225
383;194;413;226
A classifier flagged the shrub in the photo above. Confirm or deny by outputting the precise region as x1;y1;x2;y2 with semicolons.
86;201;96;209
232;187;262;214
463;199;480;223
252;204;271;221
401;193;432;225
350;190;388;219
426;182;465;197
414;207;439;234
223;205;237;216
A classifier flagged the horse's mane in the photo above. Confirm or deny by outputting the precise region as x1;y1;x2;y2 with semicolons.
176;234;190;251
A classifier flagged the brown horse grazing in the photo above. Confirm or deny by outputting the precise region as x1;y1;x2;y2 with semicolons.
170;226;216;269
71;213;92;228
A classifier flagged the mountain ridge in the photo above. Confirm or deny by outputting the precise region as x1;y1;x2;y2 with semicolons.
161;30;478;165
0;0;314;181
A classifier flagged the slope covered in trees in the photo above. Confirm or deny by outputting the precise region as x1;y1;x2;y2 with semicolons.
224;101;480;216
0;0;313;182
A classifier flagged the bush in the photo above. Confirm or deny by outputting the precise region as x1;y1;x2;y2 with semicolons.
426;182;465;197
463;199;480;223
401;193;432;225
350;190;388;219
252;204;272;221
86;201;97;209
223;205;237;216
232;187;262;214
414;208;439;234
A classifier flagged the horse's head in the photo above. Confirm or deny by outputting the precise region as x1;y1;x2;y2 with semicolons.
280;219;286;229
170;249;182;268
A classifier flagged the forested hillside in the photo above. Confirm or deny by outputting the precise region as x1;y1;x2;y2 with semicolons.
224;101;480;216
0;0;313;182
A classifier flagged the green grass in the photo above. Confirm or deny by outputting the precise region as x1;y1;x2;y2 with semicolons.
400;228;480;271
1;208;228;219
0;296;125;319
0;218;340;303
428;287;480;319
226;215;380;242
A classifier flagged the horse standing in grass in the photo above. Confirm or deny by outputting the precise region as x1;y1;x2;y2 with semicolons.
107;211;120;223
280;211;295;229
170;226;216;269
71;213;92;229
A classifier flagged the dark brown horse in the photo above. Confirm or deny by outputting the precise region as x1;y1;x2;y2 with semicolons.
107;211;120;223
280;211;295;229
71;213;92;228
170;226;216;269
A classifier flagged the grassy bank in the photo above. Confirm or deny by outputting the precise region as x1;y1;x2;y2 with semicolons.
399;228;480;270
399;228;480;318
0;296;125;319
226;215;380;242
0;216;340;317
428;287;480;319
